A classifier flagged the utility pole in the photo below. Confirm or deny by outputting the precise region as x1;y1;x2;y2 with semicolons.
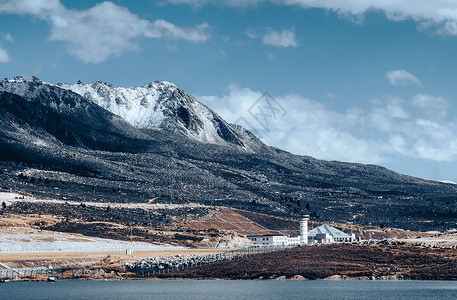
130;225;133;248
369;222;372;241
125;224;133;255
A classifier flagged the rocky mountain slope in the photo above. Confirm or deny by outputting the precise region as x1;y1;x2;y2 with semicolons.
56;79;255;150
1;76;457;232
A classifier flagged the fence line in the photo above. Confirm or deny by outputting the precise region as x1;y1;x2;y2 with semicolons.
0;246;175;254
0;245;295;279
0;267;62;279
135;245;294;277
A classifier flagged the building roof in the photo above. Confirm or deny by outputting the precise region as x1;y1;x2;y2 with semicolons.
246;234;286;238
307;224;350;238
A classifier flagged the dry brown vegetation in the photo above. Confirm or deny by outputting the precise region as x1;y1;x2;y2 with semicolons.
157;244;457;280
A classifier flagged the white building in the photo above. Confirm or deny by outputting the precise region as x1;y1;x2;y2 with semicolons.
307;224;355;244
247;235;288;246
247;216;355;246
246;234;301;246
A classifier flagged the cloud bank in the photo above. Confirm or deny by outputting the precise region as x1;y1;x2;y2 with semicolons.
412;94;449;118
0;1;209;63
166;0;457;36
199;86;457;165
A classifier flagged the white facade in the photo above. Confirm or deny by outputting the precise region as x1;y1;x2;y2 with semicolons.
299;216;308;245
247;235;300;246
286;236;300;246
247;235;288;246
307;225;355;244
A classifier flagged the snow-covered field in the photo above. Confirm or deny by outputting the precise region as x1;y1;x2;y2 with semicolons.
0;227;182;253
0;192;28;205
0;192;184;253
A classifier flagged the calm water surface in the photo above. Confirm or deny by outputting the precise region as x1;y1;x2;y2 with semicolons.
2;280;457;300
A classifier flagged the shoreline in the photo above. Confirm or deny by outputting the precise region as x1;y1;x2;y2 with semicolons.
4;243;457;282
2;276;453;282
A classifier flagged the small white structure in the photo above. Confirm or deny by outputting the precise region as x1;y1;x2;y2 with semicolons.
307;224;355;244
247;215;355;246
247;235;288;246
246;234;301;246
299;215;308;245
286;236;300;246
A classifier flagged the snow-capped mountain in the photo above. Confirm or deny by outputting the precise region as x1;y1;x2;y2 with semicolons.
56;80;250;149
2;76;457;233
0;76;258;150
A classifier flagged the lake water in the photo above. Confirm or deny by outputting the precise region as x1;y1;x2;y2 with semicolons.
2;280;457;300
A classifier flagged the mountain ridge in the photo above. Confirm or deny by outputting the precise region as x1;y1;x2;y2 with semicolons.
56;79;257;151
1;76;262;152
1;76;457;232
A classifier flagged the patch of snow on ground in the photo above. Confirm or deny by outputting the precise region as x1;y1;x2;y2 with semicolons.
0;192;27;205
439;180;457;185
0;227;183;253
0;192;185;253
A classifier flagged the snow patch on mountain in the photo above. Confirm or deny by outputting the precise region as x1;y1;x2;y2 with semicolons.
0;76;89;114
57;81;171;129
439;180;457;185
58;80;250;148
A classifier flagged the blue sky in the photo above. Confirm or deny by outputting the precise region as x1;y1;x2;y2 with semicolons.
1;0;457;182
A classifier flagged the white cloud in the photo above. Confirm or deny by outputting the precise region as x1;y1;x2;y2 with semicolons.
166;0;457;36
262;28;298;48
247;28;298;48
0;1;209;63
2;33;14;43
200;86;384;164
0;45;9;63
245;30;257;39
386;69;421;86
365;97;410;132
412;94;449;118
164;0;264;7
413;119;457;161
199;86;457;164
0;0;63;15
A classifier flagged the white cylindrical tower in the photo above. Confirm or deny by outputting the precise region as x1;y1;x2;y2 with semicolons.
300;215;309;245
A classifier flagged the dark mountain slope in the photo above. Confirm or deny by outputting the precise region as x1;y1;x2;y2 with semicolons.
0;78;456;232
0;91;153;153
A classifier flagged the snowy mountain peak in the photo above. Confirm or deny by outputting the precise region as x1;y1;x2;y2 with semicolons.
0;76;258;150
57;79;254;149
0;76;91;114
5;76;41;84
